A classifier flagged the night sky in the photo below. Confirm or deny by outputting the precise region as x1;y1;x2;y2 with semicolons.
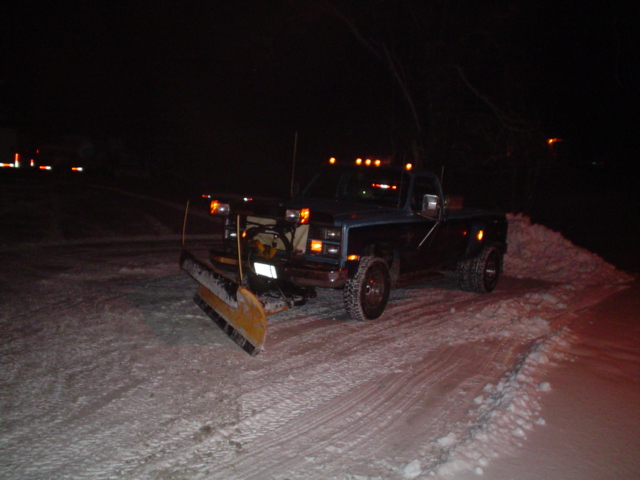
1;1;637;195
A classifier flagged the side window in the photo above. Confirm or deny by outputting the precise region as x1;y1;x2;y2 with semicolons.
410;176;439;211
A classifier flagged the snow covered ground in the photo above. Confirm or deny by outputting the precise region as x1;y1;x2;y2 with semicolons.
0;175;637;479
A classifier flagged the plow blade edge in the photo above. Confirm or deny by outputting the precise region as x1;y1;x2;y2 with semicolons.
180;250;267;355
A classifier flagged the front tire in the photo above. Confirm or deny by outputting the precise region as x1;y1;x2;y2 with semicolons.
456;246;501;293
344;256;391;321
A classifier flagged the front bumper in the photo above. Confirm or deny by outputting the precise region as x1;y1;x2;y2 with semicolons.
210;251;348;289
281;263;348;288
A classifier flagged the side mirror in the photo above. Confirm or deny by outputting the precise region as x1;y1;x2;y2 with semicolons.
422;194;439;218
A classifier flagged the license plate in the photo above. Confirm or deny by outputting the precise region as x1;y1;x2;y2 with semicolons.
254;262;278;279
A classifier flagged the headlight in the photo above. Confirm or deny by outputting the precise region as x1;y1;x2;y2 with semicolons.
210;200;230;215
323;227;341;240
286;208;310;224
307;226;342;258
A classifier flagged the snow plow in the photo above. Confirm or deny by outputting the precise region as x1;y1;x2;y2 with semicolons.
179;250;269;355
180;199;315;356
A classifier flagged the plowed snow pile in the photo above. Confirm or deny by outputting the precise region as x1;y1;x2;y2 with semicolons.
0;190;633;480
504;214;625;285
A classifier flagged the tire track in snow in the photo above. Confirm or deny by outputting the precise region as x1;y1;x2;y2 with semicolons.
140;336;518;480
131;279;561;479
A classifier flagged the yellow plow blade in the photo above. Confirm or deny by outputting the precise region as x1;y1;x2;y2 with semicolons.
180;249;268;356
194;283;267;356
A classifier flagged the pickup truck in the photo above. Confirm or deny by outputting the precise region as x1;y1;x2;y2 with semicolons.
181;160;508;354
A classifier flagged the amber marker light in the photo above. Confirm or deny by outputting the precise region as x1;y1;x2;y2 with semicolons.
365;159;372;166
300;208;310;224
374;159;381;166
310;240;323;252
355;158;363;165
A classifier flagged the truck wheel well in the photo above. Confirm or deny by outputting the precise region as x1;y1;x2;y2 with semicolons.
360;243;399;288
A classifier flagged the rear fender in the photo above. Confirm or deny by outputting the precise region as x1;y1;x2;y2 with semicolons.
465;222;486;259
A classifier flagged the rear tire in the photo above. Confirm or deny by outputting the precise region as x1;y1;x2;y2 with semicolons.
456;246;501;293
344;257;391;321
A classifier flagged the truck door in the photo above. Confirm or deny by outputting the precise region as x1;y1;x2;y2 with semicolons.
400;174;448;272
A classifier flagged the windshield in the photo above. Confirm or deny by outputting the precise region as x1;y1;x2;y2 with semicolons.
299;165;411;208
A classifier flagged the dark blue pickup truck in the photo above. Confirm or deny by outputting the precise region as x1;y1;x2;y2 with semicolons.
181;160;508;354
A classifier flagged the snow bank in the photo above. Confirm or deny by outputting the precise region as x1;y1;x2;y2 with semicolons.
504;214;632;285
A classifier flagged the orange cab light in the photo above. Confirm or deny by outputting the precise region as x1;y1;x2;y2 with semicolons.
347;254;359;261
310;240;323;252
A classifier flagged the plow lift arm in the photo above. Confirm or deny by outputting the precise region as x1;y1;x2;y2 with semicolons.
180;202;286;356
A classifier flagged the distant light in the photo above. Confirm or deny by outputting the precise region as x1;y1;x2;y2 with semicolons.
547;138;563;145
329;157;336;164
14;153;20;168
374;159;381;167
365;159;372;166
71;167;84;172
355;158;362;165
476;230;484;241
405;163;413;171
39;166;52;170
0;163;15;168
